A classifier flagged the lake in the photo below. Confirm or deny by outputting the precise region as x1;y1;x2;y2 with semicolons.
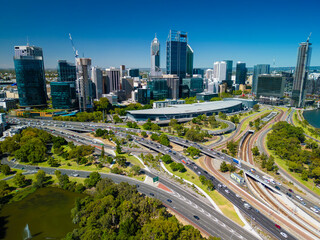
0;187;85;240
303;109;320;128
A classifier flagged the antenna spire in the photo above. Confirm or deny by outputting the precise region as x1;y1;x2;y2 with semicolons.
307;32;312;42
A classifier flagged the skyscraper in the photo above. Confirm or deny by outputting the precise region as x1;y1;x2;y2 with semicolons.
14;45;47;107
186;44;194;77
147;78;168;100
291;38;312;107
256;74;285;98
50;82;77;109
106;68;121;92
57;60;76;82
166;30;188;80
76;58;92;111
91;67;103;99
121;76;134;99
235;62;247;85
252;64;270;94
128;68;139;78
224;60;233;81
213;61;227;83
150;35;161;76
120;65;126;79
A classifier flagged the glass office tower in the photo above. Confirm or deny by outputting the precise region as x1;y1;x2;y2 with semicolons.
182;77;203;97
186;44;194;77
291;39;312;108
14;45;47;107
166;30;188;80
235;62;247;85
256;74;285;98
151;35;161;76
147;78;168;100
50;82;77;109
252;64;270;94
57;60;76;82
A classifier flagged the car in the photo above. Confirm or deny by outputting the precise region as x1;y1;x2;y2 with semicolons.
218;184;222;188
288;189;293;192
225;189;230;194
35;167;40;169
73;174;79;177
286;192;292;197
310;207;319;213
193;215;200;220
167;199;172;203
301;202;306;206
150;193;154;196
280;232;288;238
236;194;241;198
276;182;282;186
222;184;226;188
296;195;303;201
275;224;281;229
275;186;280;190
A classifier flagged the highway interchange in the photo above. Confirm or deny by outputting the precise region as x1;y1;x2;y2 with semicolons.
5;114;320;240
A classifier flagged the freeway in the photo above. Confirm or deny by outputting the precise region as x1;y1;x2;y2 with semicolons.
1;157;256;240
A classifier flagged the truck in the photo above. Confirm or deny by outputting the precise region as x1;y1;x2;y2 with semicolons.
232;158;241;166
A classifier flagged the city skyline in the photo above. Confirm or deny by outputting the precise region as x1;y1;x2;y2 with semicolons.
1;0;319;69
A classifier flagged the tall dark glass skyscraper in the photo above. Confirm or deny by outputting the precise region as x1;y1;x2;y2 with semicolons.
50;82;77;109
14;45;47;107
186;44;194;77
166;30;188;80
291;39;312;108
150;35;161;76
57;60;76;82
235;62;247;85
252;64;270;94
224;60;233;81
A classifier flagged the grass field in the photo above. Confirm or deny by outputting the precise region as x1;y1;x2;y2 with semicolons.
292;111;320;141
0;168;25;180
240;109;272;132
163;162;244;226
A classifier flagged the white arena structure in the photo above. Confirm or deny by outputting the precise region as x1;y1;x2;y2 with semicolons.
127;100;243;121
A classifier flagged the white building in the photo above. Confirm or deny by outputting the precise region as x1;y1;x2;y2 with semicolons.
105;67;121;92
213;61;227;83
205;69;214;80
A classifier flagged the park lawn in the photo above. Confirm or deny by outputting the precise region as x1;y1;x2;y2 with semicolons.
163;162;244;226
117;153;144;168
263;137;320;197
0;168;25;180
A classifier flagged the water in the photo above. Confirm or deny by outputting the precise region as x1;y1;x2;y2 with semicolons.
23;224;31;240
303;109;320;128
0;187;85;240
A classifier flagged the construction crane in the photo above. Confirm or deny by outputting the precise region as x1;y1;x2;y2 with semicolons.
69;33;79;58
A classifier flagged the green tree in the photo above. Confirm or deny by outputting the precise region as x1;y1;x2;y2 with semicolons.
34;170;47;188
251;146;260;156
116;143;122;154
0;180;10;197
13;172;28;187
301;170;308;181
220;161;228;172
131;165;141;175
141;131;148;138
186;146;201;158
1;164;11;175
115;156;127;167
253;104;260;111
159;134;170;147
161;154;172;164
84;172;101;188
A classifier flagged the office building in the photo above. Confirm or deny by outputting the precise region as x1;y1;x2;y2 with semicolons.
76;58;92;111
213;61;227;83
57;60;76;82
166;30;188;80
121;76;134;99
152;99;185;109
165;75;180;99
256;74;285;98
224;60;233;82
235;62;247;85
196;92;218;101
106;68;121;92
150;35;162;76
206;69;214;80
91;67;103;99
128;68;139;78
186;44;194;77
291;38;312;107
147;78;168;100
252;64;270;94
182;77;203;97
193;68;204;77
120;65;126;79
137;87;151;104
13;45;47;107
50;82;77;109
0;99;17;111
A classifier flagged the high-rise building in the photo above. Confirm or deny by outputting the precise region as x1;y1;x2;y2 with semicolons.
213;61;227;83
205;69;214;80
291;38;312;107
252;64;270;94
57;60;76;82
121;76;134;99
256;74;285;98
224;60;233;81
235;62;247;85
120;65;126;79
14;45;47;107
186;44;194;77
137;87;151;104
166;30;188;80
106;67;121;92
182;77;203;97
193;68;204;77
76;58;92;111
91;67;103;99
50;82;77;109
164;75;180;99
150;35;161;76
128;68;140;78
147;78;168;100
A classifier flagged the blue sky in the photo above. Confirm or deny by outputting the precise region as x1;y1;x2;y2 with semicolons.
0;0;319;69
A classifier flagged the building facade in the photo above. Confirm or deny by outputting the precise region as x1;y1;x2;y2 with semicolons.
166;30;188;80
213;61;227;83
182;77;203;97
91;67;103;99
256;74;285;98
147;78;168;100
57;60;76;82
165;75;180;99
252;64;270;94
150;35;161;76
291;39;312;107
76;58;92;111
137;87;151;104
50;82;77;109
106;68;121;92
128;68;139;78
14;45;47;107
235;62;247;85
121;76;134;99
186;44;194;77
